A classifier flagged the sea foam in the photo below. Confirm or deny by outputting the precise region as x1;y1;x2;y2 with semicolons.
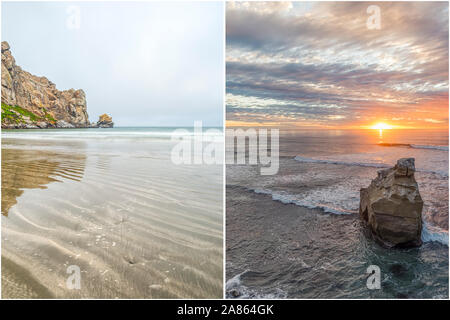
252;188;354;215
226;270;288;299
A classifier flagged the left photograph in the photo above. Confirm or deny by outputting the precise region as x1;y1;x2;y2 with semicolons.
1;1;224;298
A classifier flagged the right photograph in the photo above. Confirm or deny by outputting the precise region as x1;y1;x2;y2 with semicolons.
225;1;448;299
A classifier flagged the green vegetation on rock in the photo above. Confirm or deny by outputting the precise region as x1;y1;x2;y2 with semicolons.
1;103;26;124
42;108;56;123
1;103;55;125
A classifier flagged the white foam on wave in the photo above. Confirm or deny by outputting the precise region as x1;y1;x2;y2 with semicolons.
378;143;449;151
293;156;448;178
252;188;354;215
251;188;448;246
226;270;288;299
226;269;249;290
411;144;449;151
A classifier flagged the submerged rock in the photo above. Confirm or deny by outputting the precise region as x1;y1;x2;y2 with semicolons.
229;289;241;298
359;158;423;247
389;263;408;277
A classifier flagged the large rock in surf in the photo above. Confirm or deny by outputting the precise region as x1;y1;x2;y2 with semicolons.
359;158;423;247
96;113;114;128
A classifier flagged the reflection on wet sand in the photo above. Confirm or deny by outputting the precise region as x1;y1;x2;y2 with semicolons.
1;133;223;299
1;255;54;298
1;148;85;216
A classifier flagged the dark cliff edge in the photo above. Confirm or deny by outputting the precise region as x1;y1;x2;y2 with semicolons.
1;41;113;129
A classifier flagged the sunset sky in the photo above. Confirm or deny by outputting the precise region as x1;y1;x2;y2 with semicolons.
226;1;449;129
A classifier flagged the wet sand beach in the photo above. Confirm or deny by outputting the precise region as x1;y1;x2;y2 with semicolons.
1;128;223;298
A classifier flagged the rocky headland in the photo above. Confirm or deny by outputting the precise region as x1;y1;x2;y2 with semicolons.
1;41;112;129
359;158;423;247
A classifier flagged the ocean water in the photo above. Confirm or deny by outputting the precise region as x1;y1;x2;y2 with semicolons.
1;127;223;298
226;129;448;299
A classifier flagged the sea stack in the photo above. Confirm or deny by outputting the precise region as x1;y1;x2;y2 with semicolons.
96;113;114;128
359;158;423;247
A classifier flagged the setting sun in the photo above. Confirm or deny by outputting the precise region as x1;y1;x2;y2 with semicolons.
370;122;393;130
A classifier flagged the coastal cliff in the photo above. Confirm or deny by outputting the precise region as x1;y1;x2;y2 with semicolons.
1;41;112;129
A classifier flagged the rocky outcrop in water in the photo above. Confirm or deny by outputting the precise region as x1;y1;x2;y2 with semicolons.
97;113;114;128
359;158;423;247
1;41;112;129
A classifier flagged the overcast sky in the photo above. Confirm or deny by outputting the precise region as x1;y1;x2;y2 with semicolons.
2;1;223;127
226;1;449;128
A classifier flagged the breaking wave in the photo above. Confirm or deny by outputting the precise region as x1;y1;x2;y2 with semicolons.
252;188;355;215
226;270;288;299
293;156;448;177
249;188;448;246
